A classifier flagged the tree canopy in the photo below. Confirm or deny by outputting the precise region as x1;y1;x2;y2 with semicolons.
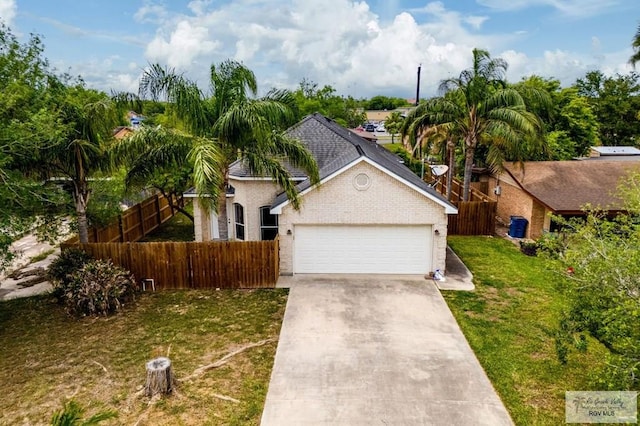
132;61;319;239
293;79;365;127
401;48;548;201
549;171;640;389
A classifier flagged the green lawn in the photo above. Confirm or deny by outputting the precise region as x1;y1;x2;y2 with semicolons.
443;236;611;425
0;289;287;425
140;202;195;242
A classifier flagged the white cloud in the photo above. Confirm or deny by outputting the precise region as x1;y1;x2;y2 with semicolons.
139;0;510;97
134;1;168;24
477;0;619;18
145;20;219;68
0;0;16;26
464;15;488;30
500;47;633;87
61;0;631;97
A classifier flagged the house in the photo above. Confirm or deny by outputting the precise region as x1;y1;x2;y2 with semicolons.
488;160;640;239
588;146;640;160
113;126;134;140
188;113;457;275
364;107;413;124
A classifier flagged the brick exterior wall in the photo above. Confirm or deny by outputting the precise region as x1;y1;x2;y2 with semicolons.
488;175;551;239
278;161;449;274
226;180;282;241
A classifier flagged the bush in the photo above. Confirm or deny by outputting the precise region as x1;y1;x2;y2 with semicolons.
519;240;538;256
51;398;117;425
48;249;93;301
57;259;136;317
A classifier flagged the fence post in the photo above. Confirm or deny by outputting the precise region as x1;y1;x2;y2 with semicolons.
118;215;125;242
155;194;162;226
138;205;145;237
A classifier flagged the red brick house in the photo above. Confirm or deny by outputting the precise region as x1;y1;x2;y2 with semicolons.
487;160;640;239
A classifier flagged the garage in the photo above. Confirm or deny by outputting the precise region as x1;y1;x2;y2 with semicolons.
293;225;432;274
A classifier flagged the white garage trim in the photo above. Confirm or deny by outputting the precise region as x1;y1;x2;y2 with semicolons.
293;225;432;274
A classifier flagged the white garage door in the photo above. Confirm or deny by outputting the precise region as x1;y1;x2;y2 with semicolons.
294;225;432;274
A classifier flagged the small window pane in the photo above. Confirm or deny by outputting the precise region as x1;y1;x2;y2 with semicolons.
260;207;278;227
261;228;278;241
259;206;278;241
234;203;245;240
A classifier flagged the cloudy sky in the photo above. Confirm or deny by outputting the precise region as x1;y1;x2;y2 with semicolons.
3;0;639;99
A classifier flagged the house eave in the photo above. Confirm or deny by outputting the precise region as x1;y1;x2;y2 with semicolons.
229;175;307;182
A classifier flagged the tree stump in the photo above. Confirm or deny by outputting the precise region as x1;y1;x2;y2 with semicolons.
144;357;174;397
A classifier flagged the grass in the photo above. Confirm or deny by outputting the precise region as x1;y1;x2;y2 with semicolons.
0;288;288;425
443;236;611;425
30;249;55;263
382;142;407;154
140;202;195;242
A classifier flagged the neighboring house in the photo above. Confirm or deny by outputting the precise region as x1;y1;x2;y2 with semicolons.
187;113;457;275
113;126;134;140
587;146;640;160
348;128;378;142
127;111;145;129
364;107;413;124
487;160;640;239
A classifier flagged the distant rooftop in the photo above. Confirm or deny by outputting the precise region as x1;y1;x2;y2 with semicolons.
590;146;640;156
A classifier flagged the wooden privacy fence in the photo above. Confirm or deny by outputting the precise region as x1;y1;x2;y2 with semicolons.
436;178;497;236
64;193;177;244
447;201;496;235
61;239;280;290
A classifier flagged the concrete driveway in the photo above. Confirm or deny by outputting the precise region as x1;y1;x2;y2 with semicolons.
261;275;512;425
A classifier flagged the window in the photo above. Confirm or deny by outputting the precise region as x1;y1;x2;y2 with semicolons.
260;206;279;240
234;203;245;240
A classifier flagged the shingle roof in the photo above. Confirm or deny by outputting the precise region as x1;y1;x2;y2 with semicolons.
268;113;454;210
504;160;640;213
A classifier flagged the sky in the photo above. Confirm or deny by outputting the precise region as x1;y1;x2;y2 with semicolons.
2;0;639;99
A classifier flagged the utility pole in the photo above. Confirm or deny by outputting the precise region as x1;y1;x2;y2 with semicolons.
415;64;421;106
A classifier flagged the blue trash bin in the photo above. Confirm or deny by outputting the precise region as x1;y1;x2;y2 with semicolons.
508;216;528;238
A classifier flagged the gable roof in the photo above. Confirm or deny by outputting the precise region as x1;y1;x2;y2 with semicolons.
264;113;456;213
503;161;640;213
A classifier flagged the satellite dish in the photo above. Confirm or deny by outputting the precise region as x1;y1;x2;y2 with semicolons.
429;165;449;177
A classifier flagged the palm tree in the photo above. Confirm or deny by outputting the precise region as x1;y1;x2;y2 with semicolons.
402;102;461;200
137;60;319;239
112;125;218;222
403;49;546;201
38;86;120;243
630;24;640;67
384;111;404;144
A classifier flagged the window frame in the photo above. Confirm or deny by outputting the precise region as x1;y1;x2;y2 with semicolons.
259;206;279;240
234;203;245;240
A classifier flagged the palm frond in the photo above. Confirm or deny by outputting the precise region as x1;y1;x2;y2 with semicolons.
242;151;303;209
188;137;223;209
270;134;320;185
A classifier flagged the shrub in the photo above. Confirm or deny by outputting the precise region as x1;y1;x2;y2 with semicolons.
51;398;117;425
519;240;538;256
58;259;136;317
48;249;93;301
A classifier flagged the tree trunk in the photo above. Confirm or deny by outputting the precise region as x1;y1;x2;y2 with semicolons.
145;357;174;397
76;197;90;244
462;146;474;202
446;139;455;201
217;188;229;240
